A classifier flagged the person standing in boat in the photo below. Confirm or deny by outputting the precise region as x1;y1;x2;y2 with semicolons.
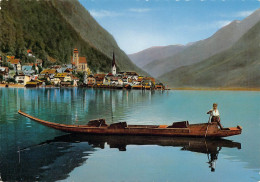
207;103;224;129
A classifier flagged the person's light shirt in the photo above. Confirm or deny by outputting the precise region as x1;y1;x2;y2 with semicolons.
210;109;220;116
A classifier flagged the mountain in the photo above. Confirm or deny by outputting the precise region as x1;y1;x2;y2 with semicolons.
52;0;147;74
128;45;187;68
0;0;147;75
159;20;260;88
143;9;260;78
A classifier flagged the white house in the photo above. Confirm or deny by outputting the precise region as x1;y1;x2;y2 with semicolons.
51;78;61;85
15;73;30;85
125;72;139;80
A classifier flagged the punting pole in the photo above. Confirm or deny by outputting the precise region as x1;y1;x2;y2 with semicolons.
205;116;211;138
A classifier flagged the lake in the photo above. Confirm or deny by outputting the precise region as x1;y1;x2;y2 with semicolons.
0;88;259;182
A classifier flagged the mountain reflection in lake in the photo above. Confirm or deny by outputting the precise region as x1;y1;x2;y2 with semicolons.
1;134;241;181
0;88;259;182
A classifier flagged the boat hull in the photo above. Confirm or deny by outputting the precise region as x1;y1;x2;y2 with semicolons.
18;110;242;138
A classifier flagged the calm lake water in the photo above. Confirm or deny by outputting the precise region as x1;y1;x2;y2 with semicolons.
0;88;259;182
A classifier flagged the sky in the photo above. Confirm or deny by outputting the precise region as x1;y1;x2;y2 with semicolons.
79;0;260;54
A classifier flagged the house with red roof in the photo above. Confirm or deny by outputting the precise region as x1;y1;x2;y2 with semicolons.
27;49;33;57
94;73;106;85
7;58;22;71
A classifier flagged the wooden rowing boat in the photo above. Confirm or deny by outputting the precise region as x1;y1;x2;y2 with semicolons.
18;110;242;138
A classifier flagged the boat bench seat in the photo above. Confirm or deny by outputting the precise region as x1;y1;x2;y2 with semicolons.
109;122;127;129
87;119;108;127
167;121;189;128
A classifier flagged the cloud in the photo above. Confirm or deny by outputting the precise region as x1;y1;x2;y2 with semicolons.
128;8;151;13
89;10;121;18
234;10;254;18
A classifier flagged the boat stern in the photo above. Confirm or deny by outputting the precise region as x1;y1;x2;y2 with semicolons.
219;125;242;137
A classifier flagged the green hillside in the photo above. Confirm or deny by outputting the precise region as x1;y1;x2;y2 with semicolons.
159;20;260;88
0;0;146;74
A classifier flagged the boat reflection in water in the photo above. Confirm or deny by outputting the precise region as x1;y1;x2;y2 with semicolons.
13;135;241;181
60;134;240;172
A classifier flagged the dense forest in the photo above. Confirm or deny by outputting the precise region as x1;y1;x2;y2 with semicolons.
0;0;145;74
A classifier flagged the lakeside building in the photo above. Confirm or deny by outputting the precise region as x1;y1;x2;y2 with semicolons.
86;75;96;86
54;73;70;82
83;54;161;89
94;74;106;86
0;67;9;80
0;49;163;89
22;65;36;75
7;58;22;71
15;72;30;85
71;48;89;72
39;69;57;81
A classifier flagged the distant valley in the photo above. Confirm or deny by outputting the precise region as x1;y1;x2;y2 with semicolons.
128;9;260;88
128;45;188;69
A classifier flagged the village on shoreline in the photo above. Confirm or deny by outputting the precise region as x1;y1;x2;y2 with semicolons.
0;48;166;90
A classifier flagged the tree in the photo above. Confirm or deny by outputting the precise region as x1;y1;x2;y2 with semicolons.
6;78;16;83
0;75;3;82
76;72;84;84
1;60;14;70
38;65;43;74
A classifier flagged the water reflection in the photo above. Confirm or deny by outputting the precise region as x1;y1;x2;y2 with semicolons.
0;135;241;181
1;88;259;181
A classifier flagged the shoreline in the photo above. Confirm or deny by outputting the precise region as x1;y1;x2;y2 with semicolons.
1;84;260;91
0;84;24;88
171;87;260;91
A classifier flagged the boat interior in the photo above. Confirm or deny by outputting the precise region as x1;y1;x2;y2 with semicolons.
87;119;190;129
86;119;240;131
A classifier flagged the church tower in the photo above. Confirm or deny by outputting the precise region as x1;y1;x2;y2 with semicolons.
112;52;117;75
73;48;79;67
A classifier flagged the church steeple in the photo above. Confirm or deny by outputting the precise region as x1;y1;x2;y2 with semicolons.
112;52;117;75
112;52;116;67
73;48;79;67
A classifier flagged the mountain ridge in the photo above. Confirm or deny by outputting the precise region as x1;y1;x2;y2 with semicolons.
143;8;260;78
159;19;260;88
128;44;187;69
